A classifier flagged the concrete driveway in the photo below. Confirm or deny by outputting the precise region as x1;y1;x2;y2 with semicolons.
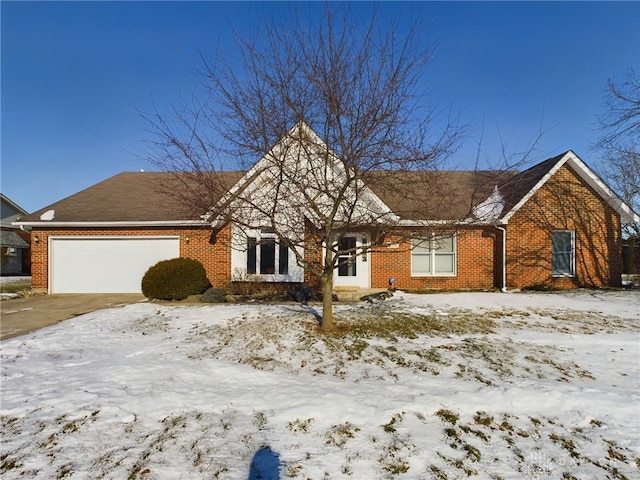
0;294;146;341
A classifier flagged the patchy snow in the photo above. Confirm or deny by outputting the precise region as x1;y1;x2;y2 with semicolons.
471;185;504;221
1;290;638;479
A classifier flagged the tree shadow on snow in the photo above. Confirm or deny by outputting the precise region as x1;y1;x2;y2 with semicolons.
248;446;280;480
282;304;322;324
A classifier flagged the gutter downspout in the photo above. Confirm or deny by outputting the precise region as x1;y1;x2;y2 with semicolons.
496;225;508;292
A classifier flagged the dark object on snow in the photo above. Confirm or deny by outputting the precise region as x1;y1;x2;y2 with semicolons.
288;284;311;303
200;287;227;303
361;290;394;303
248;446;280;480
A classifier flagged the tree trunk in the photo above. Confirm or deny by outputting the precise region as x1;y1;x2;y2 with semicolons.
320;271;334;331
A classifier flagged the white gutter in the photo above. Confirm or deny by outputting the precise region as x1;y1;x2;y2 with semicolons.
496;225;508;292
12;220;208;228
394;218;494;227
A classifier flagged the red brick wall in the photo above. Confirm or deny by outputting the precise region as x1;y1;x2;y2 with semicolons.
369;227;497;291
30;225;233;291
303;233;323;287
31;167;622;294
506;163;622;289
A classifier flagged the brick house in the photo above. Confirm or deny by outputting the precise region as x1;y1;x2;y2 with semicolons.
15;125;638;294
1;194;31;276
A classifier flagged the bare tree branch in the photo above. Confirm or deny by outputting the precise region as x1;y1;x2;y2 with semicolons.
140;3;467;329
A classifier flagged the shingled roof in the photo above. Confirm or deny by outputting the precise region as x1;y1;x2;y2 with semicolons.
497;152;566;215
16;151;637;226
18;169;516;225
19;171;244;224
366;169;516;221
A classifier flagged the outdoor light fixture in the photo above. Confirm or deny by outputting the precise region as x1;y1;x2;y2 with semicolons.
34;235;39;245
185;236;190;244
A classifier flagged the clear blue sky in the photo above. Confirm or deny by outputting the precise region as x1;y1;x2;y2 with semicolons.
2;1;638;214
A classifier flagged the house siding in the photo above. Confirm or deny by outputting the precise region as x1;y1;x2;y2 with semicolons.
28;161;625;294
370;227;497;290
505;163;622;289
30;225;233;291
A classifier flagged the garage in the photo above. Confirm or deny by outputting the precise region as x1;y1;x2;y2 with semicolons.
50;236;180;293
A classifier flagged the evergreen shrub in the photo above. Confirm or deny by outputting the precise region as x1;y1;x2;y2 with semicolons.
142;258;211;301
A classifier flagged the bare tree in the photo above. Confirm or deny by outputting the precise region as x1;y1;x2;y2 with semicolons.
595;69;640;233
142;4;465;329
594;69;640;274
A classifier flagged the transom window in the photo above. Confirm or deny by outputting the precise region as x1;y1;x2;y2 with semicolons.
411;233;456;276
552;230;575;277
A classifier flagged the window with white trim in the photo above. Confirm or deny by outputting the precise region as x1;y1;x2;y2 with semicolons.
411;233;456;276
246;231;290;276
552;230;575;276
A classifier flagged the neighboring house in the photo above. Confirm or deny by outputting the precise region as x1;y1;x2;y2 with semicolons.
15;124;639;294
1;194;31;276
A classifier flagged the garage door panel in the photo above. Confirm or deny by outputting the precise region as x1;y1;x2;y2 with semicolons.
51;237;180;293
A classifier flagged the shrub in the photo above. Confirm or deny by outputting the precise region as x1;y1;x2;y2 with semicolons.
142;258;210;301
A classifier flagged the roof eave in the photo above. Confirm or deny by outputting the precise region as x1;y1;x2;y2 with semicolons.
395;218;494;227
13;220;207;228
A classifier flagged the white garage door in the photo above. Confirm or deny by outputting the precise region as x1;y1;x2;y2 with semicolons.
50;236;180;293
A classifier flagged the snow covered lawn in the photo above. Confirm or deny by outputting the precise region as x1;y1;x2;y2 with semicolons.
1;290;638;479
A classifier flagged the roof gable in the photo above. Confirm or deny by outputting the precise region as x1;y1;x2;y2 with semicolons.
210;121;397;229
498;150;639;225
1;194;29;225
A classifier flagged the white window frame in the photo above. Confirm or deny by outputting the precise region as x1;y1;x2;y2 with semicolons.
551;230;575;277
411;233;457;277
231;225;304;283
246;230;289;277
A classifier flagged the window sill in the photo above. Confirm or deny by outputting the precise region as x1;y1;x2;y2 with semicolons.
411;274;457;278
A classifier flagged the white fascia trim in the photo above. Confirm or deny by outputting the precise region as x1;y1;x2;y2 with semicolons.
206;121;397;223
499;152;570;225
566;152;640;224
13;220;207;228
499;151;640;225
395;218;492;227
207;123;315;217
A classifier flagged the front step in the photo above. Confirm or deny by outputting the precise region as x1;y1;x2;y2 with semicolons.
332;288;388;302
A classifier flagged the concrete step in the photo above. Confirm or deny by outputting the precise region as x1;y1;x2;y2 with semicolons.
333;288;389;302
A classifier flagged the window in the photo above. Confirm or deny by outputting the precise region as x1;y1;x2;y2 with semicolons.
279;242;289;275
246;233;290;276
411;233;456;276
337;237;357;277
552;230;575;276
260;237;276;274
247;237;257;274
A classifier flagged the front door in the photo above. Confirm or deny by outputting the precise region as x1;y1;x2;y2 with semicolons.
333;234;370;288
